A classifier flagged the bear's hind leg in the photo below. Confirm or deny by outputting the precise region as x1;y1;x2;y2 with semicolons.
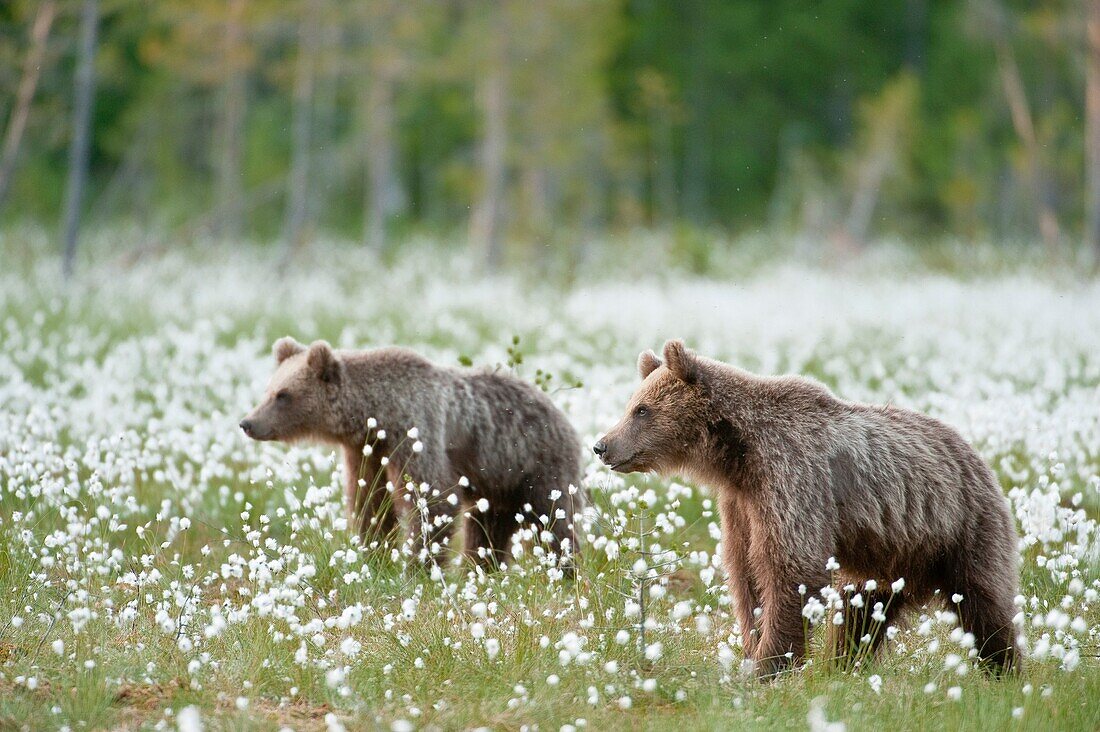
463;507;515;570
826;587;909;671
545;495;581;578
946;513;1022;676
520;475;582;578
345;450;396;547
388;460;462;566
951;578;1021;675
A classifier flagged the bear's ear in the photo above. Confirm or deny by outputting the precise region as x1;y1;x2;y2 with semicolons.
274;337;305;364
307;340;343;384
662;339;699;383
637;350;661;379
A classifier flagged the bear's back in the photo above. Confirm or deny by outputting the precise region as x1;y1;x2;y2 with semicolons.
447;368;582;489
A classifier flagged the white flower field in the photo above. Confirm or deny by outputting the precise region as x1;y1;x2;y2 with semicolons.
1;233;1098;730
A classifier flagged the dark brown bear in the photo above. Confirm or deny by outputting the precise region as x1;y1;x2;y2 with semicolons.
241;337;584;571
594;340;1020;678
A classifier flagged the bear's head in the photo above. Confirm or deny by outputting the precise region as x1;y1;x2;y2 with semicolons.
240;337;346;443
593;340;707;474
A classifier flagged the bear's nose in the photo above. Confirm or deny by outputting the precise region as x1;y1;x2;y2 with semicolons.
592;440;607;457
239;419;254;436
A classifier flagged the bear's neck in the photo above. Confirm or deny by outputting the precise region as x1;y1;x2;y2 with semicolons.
694;369;759;490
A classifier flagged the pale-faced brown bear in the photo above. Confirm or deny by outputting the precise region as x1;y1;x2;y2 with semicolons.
241;338;584;572
594;340;1020;679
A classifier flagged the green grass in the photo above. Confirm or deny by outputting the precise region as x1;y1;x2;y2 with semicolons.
1;233;1098;730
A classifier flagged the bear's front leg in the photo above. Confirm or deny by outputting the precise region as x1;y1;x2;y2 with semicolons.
751;557;829;681
753;582;809;679
719;497;761;656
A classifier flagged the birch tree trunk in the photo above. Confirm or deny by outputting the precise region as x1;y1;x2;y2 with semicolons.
652;106;676;227
0;0;58;210
282;0;319;256
217;0;247;238
363;74;399;253
61;0;99;280
993;37;1061;252
469;39;507;270
1086;0;1100;261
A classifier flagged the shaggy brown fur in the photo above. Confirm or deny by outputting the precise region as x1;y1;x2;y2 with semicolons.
242;338;585;570
595;340;1021;679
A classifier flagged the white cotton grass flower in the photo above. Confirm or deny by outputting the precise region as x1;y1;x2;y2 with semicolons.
340;637;361;657
807;697;846;732
325;667;346;688
177;706;203;732
867;675;883;694
4;245;1100;729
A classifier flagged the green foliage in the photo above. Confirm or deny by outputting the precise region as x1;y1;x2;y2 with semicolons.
0;0;1092;249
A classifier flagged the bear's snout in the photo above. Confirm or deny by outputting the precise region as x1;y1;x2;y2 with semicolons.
239;419;255;437
592;440;607;457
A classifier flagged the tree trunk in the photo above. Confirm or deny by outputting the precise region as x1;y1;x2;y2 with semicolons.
844;151;892;247
469;28;507;270
363;73;401;253
311;20;340;224
217;0;247;238
61;0;99;280
0;0;58;210
650;100;675;226
993;37;1061;252
904;0;927;73
681;0;708;224
1086;0;1100;261
282;0;319;256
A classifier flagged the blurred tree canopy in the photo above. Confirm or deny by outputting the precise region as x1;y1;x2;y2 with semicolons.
0;0;1094;260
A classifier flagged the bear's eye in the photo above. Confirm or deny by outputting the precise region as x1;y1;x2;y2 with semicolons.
634;405;648;417
276;390;291;404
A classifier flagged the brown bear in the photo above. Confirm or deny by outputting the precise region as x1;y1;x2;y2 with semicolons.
241;337;584;571
594;340;1020;679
